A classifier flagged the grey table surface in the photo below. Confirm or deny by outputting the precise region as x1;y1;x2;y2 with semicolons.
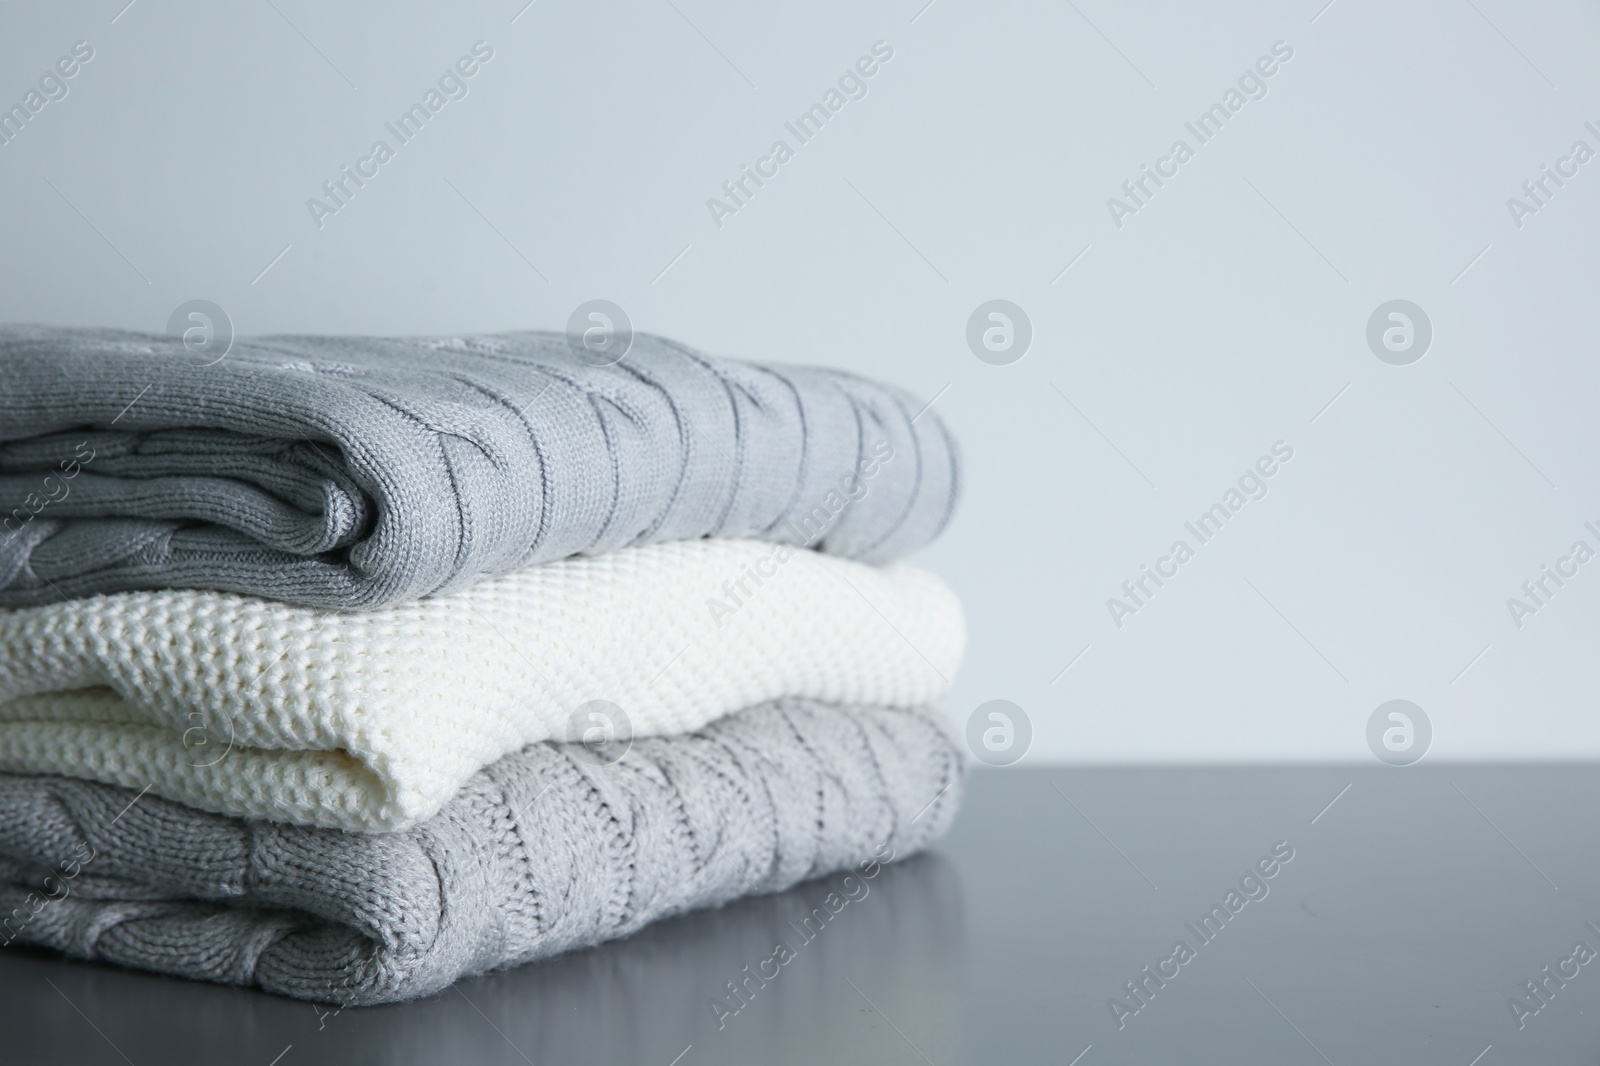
1;764;1595;1065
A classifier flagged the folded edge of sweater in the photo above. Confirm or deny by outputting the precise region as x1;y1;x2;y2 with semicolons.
0;698;964;1005
0;327;961;610
0;538;964;831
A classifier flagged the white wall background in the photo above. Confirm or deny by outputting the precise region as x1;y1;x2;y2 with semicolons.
2;0;1596;763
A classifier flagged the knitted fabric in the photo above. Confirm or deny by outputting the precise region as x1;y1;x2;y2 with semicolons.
0;538;963;831
0;699;964;1005
0;326;960;610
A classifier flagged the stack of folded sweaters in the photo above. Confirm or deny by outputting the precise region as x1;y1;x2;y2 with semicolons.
0;328;966;1005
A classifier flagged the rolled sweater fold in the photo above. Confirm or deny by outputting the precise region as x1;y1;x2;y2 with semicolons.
0;538;963;831
0;698;964;1005
0;327;960;610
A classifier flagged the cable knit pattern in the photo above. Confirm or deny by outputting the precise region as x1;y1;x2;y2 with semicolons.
0;539;963;831
0;326;961;610
0;699;964;1005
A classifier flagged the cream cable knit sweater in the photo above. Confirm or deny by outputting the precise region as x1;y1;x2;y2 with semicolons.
0;539;962;832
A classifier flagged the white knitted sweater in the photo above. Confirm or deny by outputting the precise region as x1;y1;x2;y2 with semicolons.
0;539;962;832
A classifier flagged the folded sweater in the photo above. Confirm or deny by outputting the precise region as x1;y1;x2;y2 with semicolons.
0;538;963;831
0;698;964;1005
0;327;960;610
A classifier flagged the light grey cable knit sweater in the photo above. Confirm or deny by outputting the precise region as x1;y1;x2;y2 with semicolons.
0;327;960;610
0;699;963;1005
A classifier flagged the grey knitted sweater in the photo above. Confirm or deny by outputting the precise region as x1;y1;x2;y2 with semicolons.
0;327;960;610
0;699;963;1004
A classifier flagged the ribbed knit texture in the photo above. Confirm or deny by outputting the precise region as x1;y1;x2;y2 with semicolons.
0;538;963;831
0;327;961;610
0;699;964;1005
